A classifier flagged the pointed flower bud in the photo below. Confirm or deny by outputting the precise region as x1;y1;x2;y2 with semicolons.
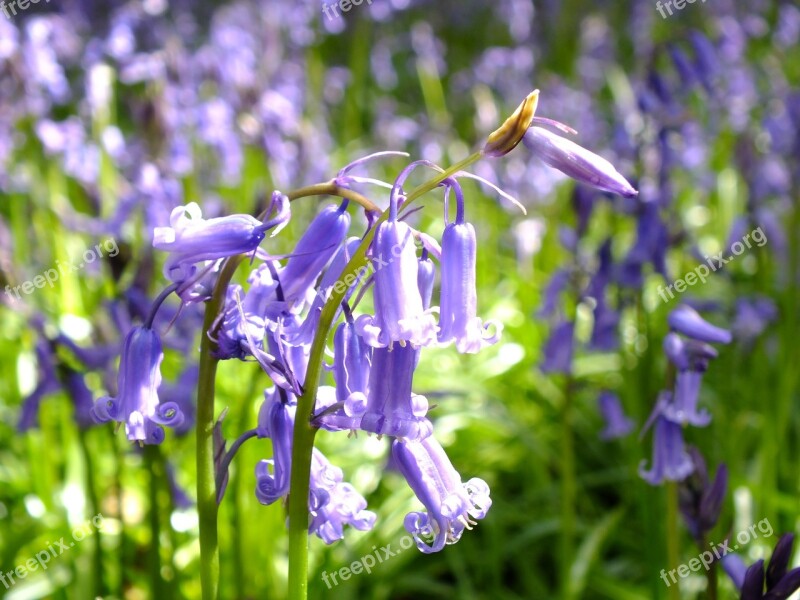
668;305;732;344
392;436;492;553
279;202;351;306
522;126;638;197
90;326;183;444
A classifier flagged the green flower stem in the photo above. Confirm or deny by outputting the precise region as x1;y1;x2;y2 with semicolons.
666;481;680;600
195;155;483;600
196;180;389;600
286;151;483;600
559;377;576;596
77;430;105;597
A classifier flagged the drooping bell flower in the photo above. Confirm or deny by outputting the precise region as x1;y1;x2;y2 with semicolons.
598;391;634;440
355;219;437;348
522;126;638;197
392;436;492;553
359;343;432;440
639;406;694;485
278;202;351;306
356;162;437;348
665;370;711;427
314;317;371;432
153;200;286;283
308;449;377;543
255;393;295;505
678;448;727;544
90;326;184;444
437;178;501;353
668;304;732;344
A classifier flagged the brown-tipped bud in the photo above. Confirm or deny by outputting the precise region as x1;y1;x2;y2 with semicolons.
482;90;539;158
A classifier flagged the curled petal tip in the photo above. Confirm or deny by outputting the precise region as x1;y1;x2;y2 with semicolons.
482;90;539;158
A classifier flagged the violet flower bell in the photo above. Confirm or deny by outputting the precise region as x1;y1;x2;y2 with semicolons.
255;392;295;505
639;401;694;485
358;343;432;440
522;126;638;198
314;317;371;432
392;436;492;553
437;179;501;353
355;163;438;348
598;391;634;440
90;326;184;444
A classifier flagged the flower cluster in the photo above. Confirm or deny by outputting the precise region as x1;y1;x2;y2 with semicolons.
639;305;732;485
87;93;640;550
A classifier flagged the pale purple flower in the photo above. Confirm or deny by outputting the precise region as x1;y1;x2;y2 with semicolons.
598;391;634;440
392;436;492;553
359;344;432;440
355;219;437;348
90;326;183;444
522;126;638;197
639;409;694;485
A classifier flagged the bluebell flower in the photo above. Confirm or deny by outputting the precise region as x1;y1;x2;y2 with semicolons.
598;391;634;440
308;450;377;544
668;305;732;344
153;200;288;283
313;319;371;432
589;300;620;352
355;219;437;348
639;406;694;485
722;535;800;600
437;180;501;353
664;370;711;427
678;448;727;543
392;436;492;553
255;393;295;505
359;343;432;440
278;202;351;307
541;320;575;374
522;126;638;197
733;296;777;343
90;326;184;444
